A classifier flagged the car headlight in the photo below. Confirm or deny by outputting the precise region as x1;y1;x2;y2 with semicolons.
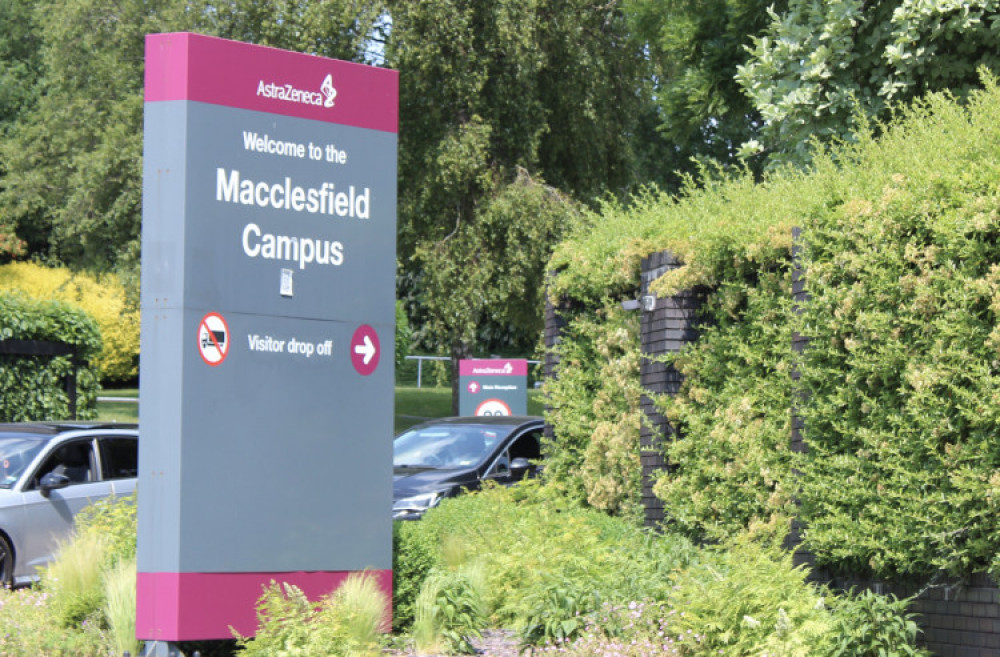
392;491;445;519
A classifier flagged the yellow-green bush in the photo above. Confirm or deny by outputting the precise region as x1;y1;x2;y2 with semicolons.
0;262;139;382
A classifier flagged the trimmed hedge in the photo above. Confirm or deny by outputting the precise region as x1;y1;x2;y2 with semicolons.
0;293;102;420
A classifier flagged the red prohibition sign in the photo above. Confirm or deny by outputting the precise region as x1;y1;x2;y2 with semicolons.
198;312;230;366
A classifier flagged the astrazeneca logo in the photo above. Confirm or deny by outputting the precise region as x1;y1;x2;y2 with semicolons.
256;73;337;109
320;74;337;107
471;362;515;375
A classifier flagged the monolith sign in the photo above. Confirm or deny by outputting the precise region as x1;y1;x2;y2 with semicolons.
138;33;397;642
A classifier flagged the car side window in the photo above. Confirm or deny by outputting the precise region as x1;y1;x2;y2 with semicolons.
492;453;511;476
509;430;541;461
29;440;96;489
489;430;542;478
99;437;138;480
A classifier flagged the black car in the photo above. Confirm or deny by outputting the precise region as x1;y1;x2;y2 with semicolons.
392;416;543;520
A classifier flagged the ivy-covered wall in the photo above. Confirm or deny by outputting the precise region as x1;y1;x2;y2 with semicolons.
544;78;1000;586
632;241;1000;657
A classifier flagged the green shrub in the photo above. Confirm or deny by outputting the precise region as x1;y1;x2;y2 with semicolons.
0;588;105;656
663;536;833;657
0;495;141;656
103;556;140;657
652;267;796;541
236;573;389;657
0;292;102;420
328;570;391;648
393;519;443;631
794;83;1000;579
543;306;643;519
396;481;931;657
531;600;684;657
75;492;137;569
41;532;107;628
413;566;486;654
827;589;930;657
546;76;1000;581
397;482;695;646
516;572;604;647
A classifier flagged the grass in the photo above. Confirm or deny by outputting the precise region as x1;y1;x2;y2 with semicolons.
96;385;546;432
95;387;138;424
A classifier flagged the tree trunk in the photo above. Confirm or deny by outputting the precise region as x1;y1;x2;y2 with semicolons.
450;340;473;416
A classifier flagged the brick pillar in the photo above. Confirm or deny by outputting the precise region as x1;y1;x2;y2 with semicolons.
639;251;705;529
542;289;569;441
788;227;814;563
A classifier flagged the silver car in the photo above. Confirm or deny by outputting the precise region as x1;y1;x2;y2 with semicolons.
0;423;138;587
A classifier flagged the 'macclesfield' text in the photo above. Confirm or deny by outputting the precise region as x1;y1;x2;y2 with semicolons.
216;168;370;218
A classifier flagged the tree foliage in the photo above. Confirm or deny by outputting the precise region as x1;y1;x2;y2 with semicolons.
415;170;580;409
416;170;579;355
737;0;1000;168
625;0;783;182
0;0;179;270
0;0;41;141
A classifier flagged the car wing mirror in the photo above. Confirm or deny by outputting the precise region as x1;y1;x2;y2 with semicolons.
510;458;532;474
39;472;71;497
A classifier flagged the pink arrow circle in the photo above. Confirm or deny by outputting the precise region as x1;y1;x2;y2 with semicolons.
350;325;380;376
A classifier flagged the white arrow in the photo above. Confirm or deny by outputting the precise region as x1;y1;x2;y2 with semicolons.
354;335;376;365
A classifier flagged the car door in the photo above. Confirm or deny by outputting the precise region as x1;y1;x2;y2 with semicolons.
18;437;112;575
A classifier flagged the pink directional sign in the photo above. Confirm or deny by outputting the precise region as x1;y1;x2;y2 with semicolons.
458;359;529;416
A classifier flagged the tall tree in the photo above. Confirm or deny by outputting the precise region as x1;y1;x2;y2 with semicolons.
0;0;42;256
417;171;579;410
387;0;650;409
736;0;1000;169
0;0;41;136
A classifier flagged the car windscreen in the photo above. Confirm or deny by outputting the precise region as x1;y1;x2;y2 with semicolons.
393;424;513;468
0;436;48;488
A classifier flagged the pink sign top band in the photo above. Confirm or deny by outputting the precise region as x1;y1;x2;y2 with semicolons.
459;359;529;377
145;32;398;133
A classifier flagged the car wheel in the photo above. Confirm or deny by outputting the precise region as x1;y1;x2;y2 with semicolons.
0;535;12;589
